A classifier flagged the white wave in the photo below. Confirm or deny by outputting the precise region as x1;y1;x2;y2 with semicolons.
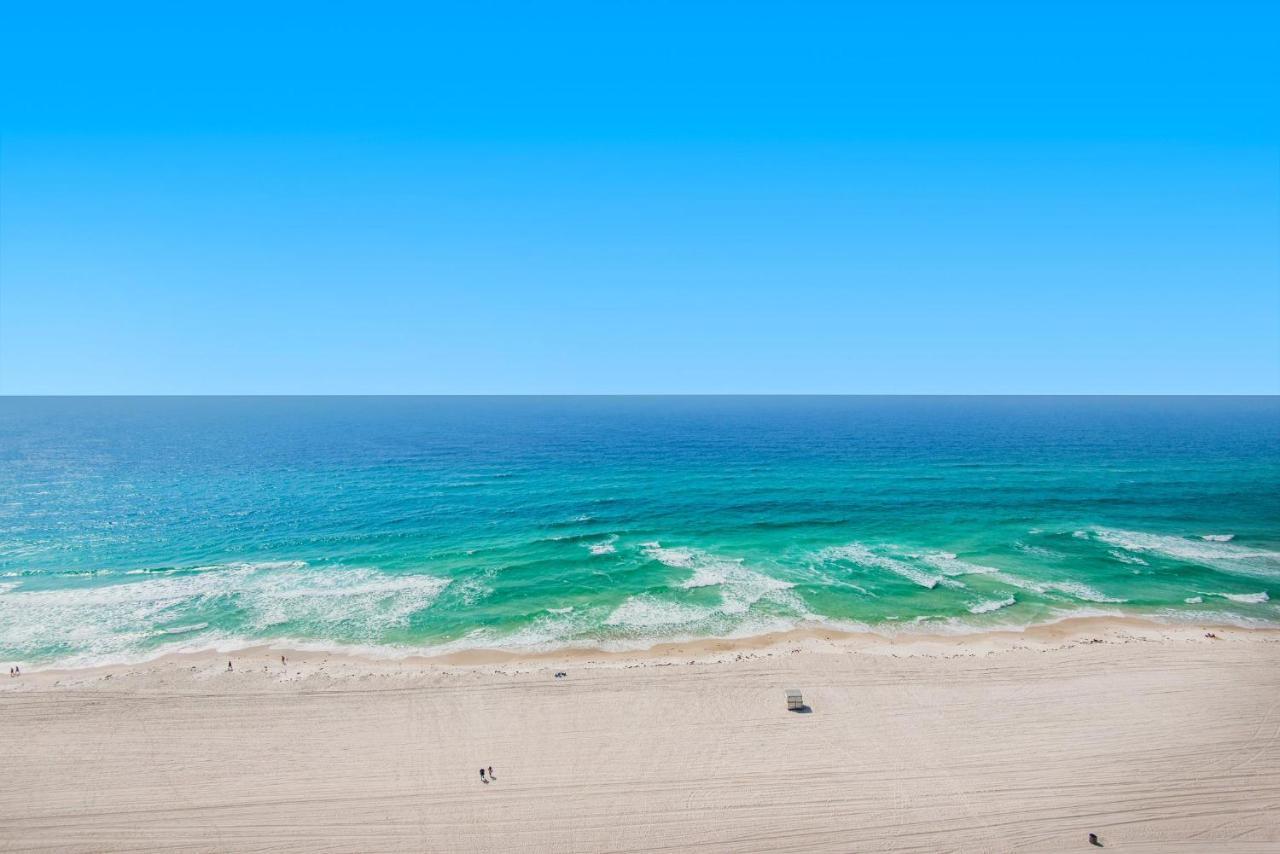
1014;542;1063;560
786;561;873;596
1092;529;1280;576
1219;591;1269;604
645;542;799;616
245;570;450;635
915;552;1001;576
427;596;810;655
460;605;596;651
1201;534;1235;542
1108;550;1148;566
1039;579;1126;603
869;606;1127;638
983;571;1126;603
819;544;954;590
603;596;712;629
1184;596;1203;604
587;535;618;556
420;626;539;657
967;595;1016;614
641;543;701;569
189;560;308;574
679;566;726;589
452;574;493;607
0;562;451;667
160;623;208;635
107;560;309;579
0;581;19;594
709;568;797;616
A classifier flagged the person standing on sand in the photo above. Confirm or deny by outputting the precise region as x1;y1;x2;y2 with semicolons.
227;660;232;671
488;766;495;780
480;768;488;783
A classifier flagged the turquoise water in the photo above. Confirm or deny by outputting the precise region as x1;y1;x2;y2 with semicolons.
1;396;1277;667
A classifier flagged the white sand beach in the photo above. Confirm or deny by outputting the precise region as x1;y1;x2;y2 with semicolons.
2;618;1279;852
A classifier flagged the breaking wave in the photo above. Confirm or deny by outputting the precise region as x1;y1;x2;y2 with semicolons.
1218;591;1269;604
818;544;955;590
0;561;451;667
643;542;804;617
968;595;1016;614
587;539;617;555
1091;529;1280;577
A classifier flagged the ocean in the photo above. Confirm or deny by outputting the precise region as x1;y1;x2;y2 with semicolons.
1;396;1277;667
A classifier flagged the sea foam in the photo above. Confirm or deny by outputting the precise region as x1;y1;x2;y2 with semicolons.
819;544;956;590
1219;591;1269;604
604;596;712;629
0;561;451;667
967;595;1016;614
587;535;618;556
1092;529;1280;574
644;542;800;616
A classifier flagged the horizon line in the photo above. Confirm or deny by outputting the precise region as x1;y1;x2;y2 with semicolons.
3;393;1278;400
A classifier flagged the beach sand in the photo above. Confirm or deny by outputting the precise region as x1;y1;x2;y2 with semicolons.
2;618;1279;852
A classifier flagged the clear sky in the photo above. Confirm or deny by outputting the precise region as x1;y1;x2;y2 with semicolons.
1;2;1277;394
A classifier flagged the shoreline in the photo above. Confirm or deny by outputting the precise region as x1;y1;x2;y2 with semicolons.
10;614;1279;689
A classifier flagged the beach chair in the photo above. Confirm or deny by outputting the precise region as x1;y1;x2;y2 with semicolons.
786;689;804;711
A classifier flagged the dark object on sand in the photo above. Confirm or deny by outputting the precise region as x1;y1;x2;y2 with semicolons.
1089;832;1101;846
554;671;567;678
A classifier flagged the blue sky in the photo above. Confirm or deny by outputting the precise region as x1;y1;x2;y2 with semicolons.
2;2;1277;393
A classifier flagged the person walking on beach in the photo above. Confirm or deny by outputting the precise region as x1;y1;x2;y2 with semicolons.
281;655;286;667
488;766;495;780
227;660;233;672
479;768;488;783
